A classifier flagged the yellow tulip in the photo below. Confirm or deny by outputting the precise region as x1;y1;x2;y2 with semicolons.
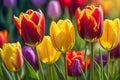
0;42;23;71
50;19;75;53
36;36;61;64
98;18;120;51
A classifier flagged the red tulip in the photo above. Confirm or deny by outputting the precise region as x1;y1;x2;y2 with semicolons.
14;9;45;46
66;50;90;76
75;5;103;42
58;0;72;8
0;30;8;48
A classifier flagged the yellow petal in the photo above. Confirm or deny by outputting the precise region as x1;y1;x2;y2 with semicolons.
36;36;61;64
98;19;119;51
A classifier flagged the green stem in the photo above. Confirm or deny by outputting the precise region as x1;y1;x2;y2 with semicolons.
15;72;20;80
64;54;67;80
85;47;87;79
64;8;70;19
49;64;53;80
91;43;94;80
99;49;103;80
76;77;79;80
7;8;13;42
107;51;110;79
39;61;45;80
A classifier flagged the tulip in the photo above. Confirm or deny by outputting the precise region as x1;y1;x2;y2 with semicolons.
32;0;46;7
74;0;88;6
22;46;39;70
110;42;120;59
0;30;8;48
47;0;61;19
3;0;16;8
0;42;23;71
98;18;120;51
68;0;88;16
75;5;103;42
50;19;75;53
95;53;107;67
14;9;45;46
66;50;90;76
36;36;61;64
58;0;72;8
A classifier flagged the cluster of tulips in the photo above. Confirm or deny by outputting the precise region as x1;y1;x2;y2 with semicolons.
0;3;120;80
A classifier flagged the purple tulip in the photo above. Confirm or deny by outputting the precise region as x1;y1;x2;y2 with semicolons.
3;0;16;8
95;53;107;67
110;42;120;59
32;0;46;7
71;59;81;76
22;46;39;70
47;0;61;19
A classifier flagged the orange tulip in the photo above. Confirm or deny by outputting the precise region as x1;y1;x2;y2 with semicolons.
0;30;8;48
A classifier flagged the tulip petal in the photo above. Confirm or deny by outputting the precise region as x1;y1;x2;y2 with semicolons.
21;15;40;45
80;10;97;40
99;20;119;50
92;7;103;38
14;16;22;35
59;19;75;52
26;9;34;15
30;11;40;25
36;36;61;64
37;10;45;41
50;21;61;51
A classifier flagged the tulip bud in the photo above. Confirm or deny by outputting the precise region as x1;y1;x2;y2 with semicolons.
3;0;16;8
110;42;120;59
66;50;90;76
75;5;103;42
95;53;107;67
50;19;75;53
0;42;23;71
71;59;82;76
47;0;61;19
98;18;120;51
58;0;72;8
36;36;61;64
22;46;39;70
0;30;8;48
14;9;45;46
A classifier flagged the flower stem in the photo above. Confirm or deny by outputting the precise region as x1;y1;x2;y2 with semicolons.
15;72;20;80
39;61;45;80
64;54;68;80
91;43;94;80
107;51;110;79
76;77;79;80
49;64;53;80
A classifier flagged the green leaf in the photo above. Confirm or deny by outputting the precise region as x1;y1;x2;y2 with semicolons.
54;63;65;80
1;63;12;80
24;59;37;79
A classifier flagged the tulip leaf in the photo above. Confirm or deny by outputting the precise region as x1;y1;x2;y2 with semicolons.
1;63;12;80
54;63;65;80
24;59;37;79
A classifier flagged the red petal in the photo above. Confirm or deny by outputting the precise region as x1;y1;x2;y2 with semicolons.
21;15;40;45
92;7;103;38
37;10;45;41
75;8;81;35
14;16;21;35
79;10;97;40
30;11;40;25
26;9;34;15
